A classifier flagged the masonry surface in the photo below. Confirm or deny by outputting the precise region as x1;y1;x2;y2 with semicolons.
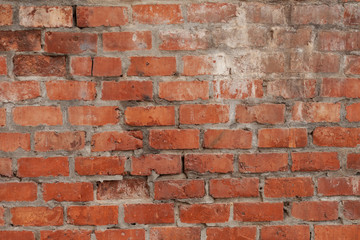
0;0;360;239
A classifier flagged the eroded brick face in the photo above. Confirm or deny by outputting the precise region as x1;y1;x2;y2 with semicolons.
1;1;359;239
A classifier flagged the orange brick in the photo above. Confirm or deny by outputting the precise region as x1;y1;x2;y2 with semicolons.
179;104;229;124
91;131;143;152
11;207;63;226
204;129;252;149
103;31;151;51
93;57;122;76
43;182;94;202
17;157;69;177
77;6;128;27
13;106;63;126
132;5;183;24
68;106;119;126
125;106;175;126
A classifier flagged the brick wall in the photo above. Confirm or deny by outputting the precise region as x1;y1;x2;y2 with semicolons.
0;1;360;240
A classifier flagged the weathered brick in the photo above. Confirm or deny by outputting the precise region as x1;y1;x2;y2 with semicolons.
159;29;210;50
188;3;237;23
125;106;175;126
267;79;316;99
180;104;229;124
45;32;97;54
46;81;96;101
239;153;288;173
313;127;360;147
0;81;40;102
244;3;286;24
91;131;142;151
291;201;338;221
13;106;63;126
0;30;41;51
159;81;209;101
17;157;69;177
214;79;263;99
343;200;360;220
97;179;149;200
0;133;30;152
128;57;176;76
236;104;285;124
291;152;340;172
345;55;360;75
315;225;360;240
40;230;91;240
0;158;12;177
67;206;118;225
322;78;360;98
258;128;307;148
131;154;181;176
70;56;92;76
291;5;342;25
207;227;257;240
289;52;340;73
318;177;360;196
292;102;340;123
0;108;5;126
154;180;205;200
132;5;183;25
34;131;85;152
209;178;259;198
13;55;66;76
347;153;360;170
180;204;230;223
19;6;72;27
261;225;310;240
204;129;252;149
150;227;200;240
96;229;145;240
77;6;128;27
344;4;360;25
75;156;125;176
0;5;12;26
318;31;360;51
183;55;228;76
68;106;119;126
0;57;6;75
273;27;312;48
103;31;151;52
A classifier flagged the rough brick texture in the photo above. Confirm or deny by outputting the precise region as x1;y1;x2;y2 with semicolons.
1;1;359;239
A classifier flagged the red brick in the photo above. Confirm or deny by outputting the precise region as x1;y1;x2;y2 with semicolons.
343;200;360;219
159;81;209;101
262;53;285;73
0;30;41;51
68;106;119;126
346;103;360;122
258;128;307;148
91;131;142;151
149;129;199;150
75;156;125;176
97;179;149;200
321;78;360;98
13;106;63;126
318;177;360;196
290;52;340;73
183;55;227;76
0;5;12;26
125;106;175;126
345;55;360;74
273;27;312;48
180;104;229;124
0;207;5;225
103;31;151;52
102;81;152;101
209;178;259;198
13;55;66;76
239;153;288;173
128;57;176;76
40;230;91;240
344;4;360;25
261;225;310;240
124;203;174;224
185;154;233;174
207;227;256;240
77;6;128;27
70;56;92;76
150;227;201;240
159;29;210;50
93;57;122;76
180;204;230;223
17;157;69;177
292;201;338;221
0;57;6;75
67;206;118;225
264;177;314;198
96;229;145;240
267;79;316;99
244;3;286;24
0;133;30;152
292;102;340;123
0;108;5;126
0;231;35;240
315;225;360;240
46;81;96;101
34;131;85;152
154;180;205;200
234;202;283;222
19;6;72;27
318;31;360;51
204;129;252;149
291;152;340;172
236;104;285;124
45;32;97;54
0;158;12;177
0;182;36;201
11;207;63;226
291;5;342;25
187;3;236;23
131;154;181;176
213;79;263;99
132;4;183;25
347;153;360;170
43;182;94;202
313;127;360;147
